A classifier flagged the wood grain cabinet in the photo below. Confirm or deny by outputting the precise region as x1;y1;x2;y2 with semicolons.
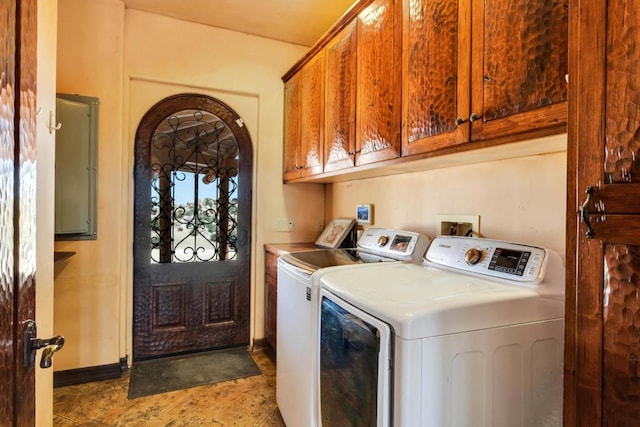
283;52;325;181
354;0;402;165
324;0;402;174
403;0;568;156
565;0;640;424
264;250;279;351
324;21;357;173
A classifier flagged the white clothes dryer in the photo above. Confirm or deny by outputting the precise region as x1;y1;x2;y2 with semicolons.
317;236;565;427
276;228;430;427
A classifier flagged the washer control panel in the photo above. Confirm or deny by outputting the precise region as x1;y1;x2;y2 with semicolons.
357;228;430;263
425;236;548;282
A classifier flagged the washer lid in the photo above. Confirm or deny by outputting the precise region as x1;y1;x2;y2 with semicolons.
319;262;564;340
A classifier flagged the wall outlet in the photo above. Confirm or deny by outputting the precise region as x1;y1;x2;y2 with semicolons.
276;218;294;232
436;214;480;237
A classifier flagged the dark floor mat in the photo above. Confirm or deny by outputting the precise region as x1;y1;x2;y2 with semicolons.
127;347;262;399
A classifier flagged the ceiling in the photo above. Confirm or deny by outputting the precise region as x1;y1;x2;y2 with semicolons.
123;0;357;47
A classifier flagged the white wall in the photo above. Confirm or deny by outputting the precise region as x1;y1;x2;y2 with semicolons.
327;135;567;256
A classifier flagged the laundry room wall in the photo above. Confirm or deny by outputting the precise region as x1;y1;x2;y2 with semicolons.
54;0;325;372
326;134;567;257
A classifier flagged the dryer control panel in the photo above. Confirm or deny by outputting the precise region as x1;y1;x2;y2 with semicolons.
357;228;430;263
425;236;548;283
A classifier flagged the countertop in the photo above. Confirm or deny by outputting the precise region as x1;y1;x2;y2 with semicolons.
264;242;318;257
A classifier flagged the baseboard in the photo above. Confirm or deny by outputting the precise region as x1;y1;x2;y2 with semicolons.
251;338;269;351
54;357;128;387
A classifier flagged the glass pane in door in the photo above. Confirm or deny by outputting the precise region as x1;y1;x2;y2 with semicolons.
149;109;239;263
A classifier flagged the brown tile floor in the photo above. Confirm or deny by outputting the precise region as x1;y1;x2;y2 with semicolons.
53;349;286;426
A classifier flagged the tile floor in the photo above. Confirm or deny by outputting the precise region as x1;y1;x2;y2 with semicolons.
53;349;286;426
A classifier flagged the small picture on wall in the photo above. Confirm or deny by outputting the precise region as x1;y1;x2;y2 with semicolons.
356;204;373;225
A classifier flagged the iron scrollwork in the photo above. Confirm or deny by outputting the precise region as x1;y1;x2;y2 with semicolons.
150;109;240;263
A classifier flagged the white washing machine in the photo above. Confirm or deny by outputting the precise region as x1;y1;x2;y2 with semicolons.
317;236;565;427
276;229;430;427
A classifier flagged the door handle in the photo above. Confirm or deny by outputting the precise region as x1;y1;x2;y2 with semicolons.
579;186;595;239
23;320;65;368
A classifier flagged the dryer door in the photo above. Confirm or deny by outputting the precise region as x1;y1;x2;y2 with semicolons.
319;289;392;427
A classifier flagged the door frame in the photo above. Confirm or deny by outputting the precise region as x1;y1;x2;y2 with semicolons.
131;93;254;360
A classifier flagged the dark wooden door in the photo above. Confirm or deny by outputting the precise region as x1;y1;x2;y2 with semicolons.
470;0;568;142
355;0;402;166
0;0;38;424
565;0;640;424
133;94;253;361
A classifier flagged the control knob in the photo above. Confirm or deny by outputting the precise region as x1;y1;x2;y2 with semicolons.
377;235;389;247
464;248;483;265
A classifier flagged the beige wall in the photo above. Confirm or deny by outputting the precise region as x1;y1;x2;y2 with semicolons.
53;0;566;375
327;134;567;256
36;0;57;424
123;10;326;356
54;0;125;370
54;0;325;371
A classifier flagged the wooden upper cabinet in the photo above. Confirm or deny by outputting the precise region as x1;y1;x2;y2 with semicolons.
355;0;402;166
470;0;568;141
299;51;325;177
283;54;325;180
283;73;301;181
324;21;357;173
402;0;466;156
404;0;567;157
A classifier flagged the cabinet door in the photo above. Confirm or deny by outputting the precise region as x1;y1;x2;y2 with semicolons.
283;74;301;181
299;52;325;177
355;0;402;165
470;0;568;141
565;0;640;424
402;0;468;156
324;22;357;173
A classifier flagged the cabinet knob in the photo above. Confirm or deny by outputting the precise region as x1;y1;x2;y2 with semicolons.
469;113;482;123
455;117;467;126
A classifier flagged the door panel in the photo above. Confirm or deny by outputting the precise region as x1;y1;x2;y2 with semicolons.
324;21;357;173
299;52;324;177
471;0;568;141
133;94;253;360
402;0;463;155
0;0;18;422
355;0;402;165
566;0;640;423
283;75;301;180
603;244;640;425
0;0;37;423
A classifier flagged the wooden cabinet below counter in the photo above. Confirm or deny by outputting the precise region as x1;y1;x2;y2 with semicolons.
264;250;278;351
263;243;317;352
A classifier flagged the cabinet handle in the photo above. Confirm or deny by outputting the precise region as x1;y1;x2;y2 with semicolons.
580;186;595;239
455;117;467;126
469;113;481;123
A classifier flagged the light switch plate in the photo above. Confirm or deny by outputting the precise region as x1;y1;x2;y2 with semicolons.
276;218;293;232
